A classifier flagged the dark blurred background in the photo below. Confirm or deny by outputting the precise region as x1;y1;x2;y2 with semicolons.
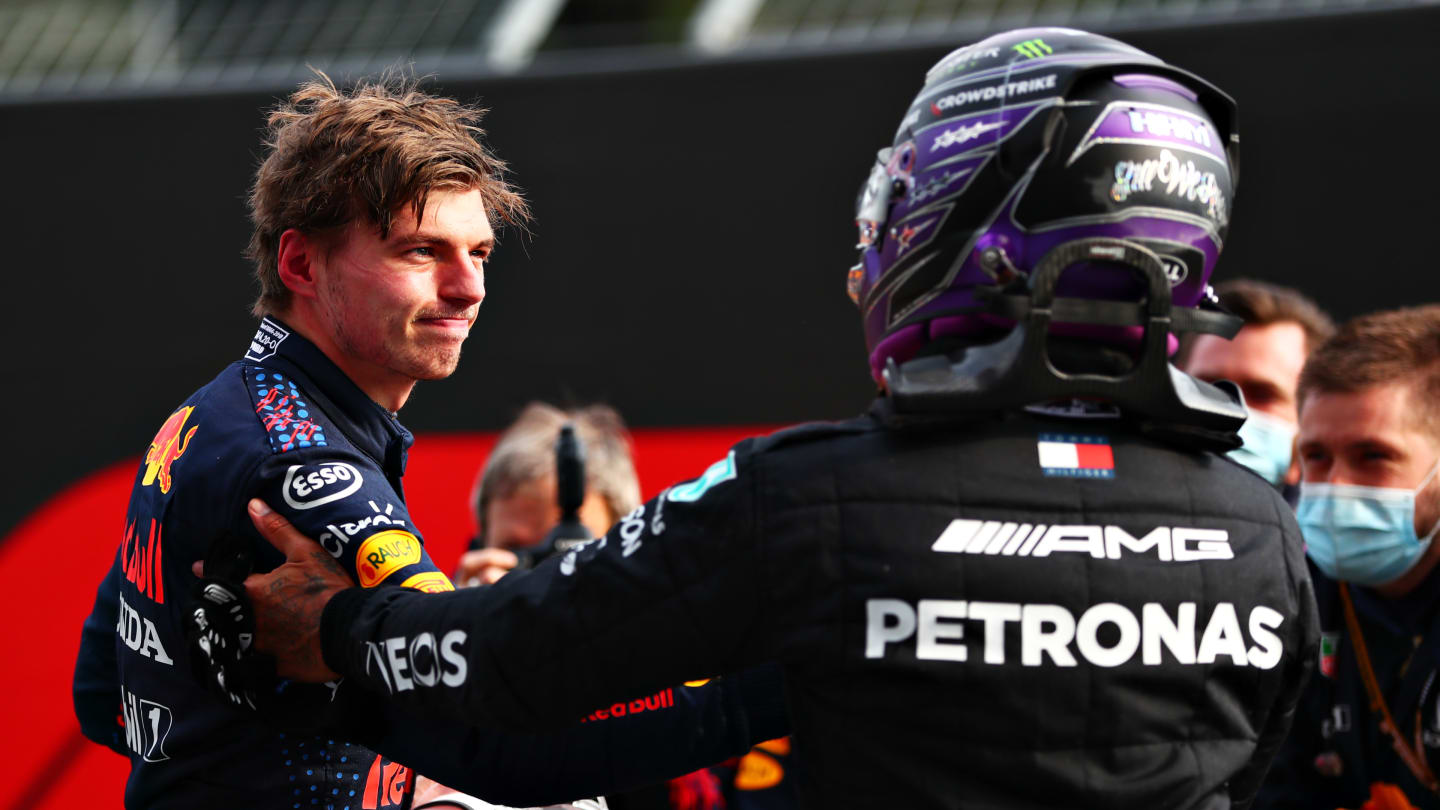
3;1;1439;805
3;0;1438;538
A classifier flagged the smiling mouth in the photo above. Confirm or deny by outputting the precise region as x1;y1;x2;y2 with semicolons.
414;317;474;337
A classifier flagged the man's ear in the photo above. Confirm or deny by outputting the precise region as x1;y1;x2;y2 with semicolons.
276;229;321;300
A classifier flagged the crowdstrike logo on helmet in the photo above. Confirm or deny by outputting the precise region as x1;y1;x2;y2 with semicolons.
929;74;1057;115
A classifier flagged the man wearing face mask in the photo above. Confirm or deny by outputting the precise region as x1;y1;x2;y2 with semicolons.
1256;305;1440;810
1180;280;1334;500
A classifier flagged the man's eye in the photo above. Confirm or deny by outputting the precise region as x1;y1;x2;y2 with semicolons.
411;246;434;257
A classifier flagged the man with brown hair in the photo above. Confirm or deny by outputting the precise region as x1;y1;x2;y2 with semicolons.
1180;279;1335;493
456;402;642;586
72;74;528;808
1257;305;1440;809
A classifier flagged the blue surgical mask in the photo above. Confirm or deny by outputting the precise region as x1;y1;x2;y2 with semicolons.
1229;409;1297;485
1298;459;1440;586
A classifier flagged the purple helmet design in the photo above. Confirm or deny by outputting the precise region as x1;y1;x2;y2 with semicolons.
851;28;1239;383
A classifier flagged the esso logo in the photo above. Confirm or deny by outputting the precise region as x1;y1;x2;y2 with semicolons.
282;462;364;510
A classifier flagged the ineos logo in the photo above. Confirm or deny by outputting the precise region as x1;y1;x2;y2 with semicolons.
282;462;363;510
364;630;468;694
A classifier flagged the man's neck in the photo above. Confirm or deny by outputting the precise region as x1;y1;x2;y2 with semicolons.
271;306;415;413
1373;548;1440;600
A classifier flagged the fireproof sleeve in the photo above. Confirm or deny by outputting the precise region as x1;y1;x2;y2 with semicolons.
73;553;128;756
360;665;788;806
251;448;453;593
320;441;778;731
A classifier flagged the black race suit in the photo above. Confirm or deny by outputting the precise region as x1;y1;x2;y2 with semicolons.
320;400;1319;810
74;317;783;809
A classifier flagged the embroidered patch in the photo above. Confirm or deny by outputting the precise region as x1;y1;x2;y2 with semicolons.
247;368;328;453
356;530;422;587
1037;433;1115;479
400;572;455;593
243;317;290;363
1319;632;1339;679
143;406;198;493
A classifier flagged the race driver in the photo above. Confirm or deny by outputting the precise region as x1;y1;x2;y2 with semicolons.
73;74;780;809
198;29;1319;809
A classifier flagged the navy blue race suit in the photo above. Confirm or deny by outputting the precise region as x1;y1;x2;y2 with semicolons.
74;317;784;809
318;400;1319;809
1256;562;1440;809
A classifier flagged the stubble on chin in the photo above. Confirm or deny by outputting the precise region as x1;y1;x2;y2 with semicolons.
392;326;465;381
324;287;465;381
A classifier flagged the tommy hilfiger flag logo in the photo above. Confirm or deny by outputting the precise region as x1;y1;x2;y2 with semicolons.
1037;434;1115;479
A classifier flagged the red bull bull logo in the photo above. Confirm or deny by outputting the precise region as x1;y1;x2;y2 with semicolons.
143;407;197;494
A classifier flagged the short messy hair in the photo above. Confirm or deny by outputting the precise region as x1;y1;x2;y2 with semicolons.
1298;305;1440;435
245;71;529;316
1214;279;1335;353
471;402;642;541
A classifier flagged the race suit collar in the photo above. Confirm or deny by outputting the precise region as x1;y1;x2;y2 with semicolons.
242;316;414;477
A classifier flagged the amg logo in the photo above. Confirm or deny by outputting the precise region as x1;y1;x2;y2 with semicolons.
931;519;1232;562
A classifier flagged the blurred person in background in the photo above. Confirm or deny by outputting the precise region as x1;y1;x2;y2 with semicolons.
455;402;640;587
1257;306;1440;810
1179;279;1335;500
217;29;1318;808
453;401;799;810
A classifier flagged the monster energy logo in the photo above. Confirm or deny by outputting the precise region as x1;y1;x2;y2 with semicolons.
1012;39;1052;59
